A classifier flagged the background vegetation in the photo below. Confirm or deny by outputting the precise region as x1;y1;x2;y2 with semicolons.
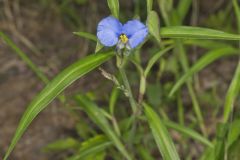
1;0;240;159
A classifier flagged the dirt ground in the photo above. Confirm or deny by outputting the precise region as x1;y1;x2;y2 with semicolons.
0;0;238;159
0;0;101;159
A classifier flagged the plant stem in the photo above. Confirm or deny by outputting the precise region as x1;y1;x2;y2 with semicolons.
119;67;138;114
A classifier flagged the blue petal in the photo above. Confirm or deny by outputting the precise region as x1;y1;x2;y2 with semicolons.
97;16;122;46
122;19;147;38
97;30;119;47
128;28;148;48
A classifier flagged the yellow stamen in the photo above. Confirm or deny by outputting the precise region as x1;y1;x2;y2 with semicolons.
119;34;128;43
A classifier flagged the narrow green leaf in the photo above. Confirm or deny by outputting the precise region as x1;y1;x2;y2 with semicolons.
214;123;228;160
75;95;132;160
157;0;173;26
138;146;155;160
169;47;238;96
43;138;79;152
160;26;240;40
177;0;192;22
233;0;240;32
228;138;240;160
95;41;104;53
147;11;161;44
200;147;215;160
0;31;49;84
163;120;213;148
224;61;240;122
224;0;240;122
109;87;120;115
72;32;103;53
144;103;180;160
146;0;153;13
184;39;233;49
107;0;119;18
3;52;114;160
68;135;112;160
144;46;173;76
73;31;97;41
227;119;240;148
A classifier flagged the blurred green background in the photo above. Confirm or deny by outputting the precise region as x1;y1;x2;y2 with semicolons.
0;0;239;159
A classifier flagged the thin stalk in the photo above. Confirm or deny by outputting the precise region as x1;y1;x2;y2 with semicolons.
119;67;138;114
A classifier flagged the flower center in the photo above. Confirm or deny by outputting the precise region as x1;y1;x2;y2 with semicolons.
119;34;128;44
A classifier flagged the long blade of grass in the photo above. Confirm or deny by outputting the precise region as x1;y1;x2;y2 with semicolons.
160;26;240;40
73;31;97;41
163;120;213;148
157;0;172;26
223;61;240;122
184;39;233;49
177;0;192;22
109;86;120;115
227;118;240;148
0;31;49;84
147;11;161;44
233;0;240;32
224;0;240;122
169;47;238;96
3;52;114;160
146;0;153;13
43;138;79;152
144;46;173;76
68;135;112;160
75;95;132;160
144;103;180;160
107;0;119;18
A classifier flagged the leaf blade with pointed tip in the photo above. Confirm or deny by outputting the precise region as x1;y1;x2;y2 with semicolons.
67;135;112;160
107;0;119;18
75;95;132;160
169;47;238;96
144;103;180;160
73;31;97;41
147;11;161;44
3;52;114;160
163;120;213;148
146;0;153;13
160;26;240;40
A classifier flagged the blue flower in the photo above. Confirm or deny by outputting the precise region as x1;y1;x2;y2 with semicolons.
97;16;148;51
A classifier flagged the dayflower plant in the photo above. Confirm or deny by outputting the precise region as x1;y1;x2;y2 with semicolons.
97;16;148;54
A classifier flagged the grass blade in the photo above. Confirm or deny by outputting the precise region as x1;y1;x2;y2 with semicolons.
184;39;233;49
157;0;172;26
3;52;114;160
144;103;180;160
177;0;192;22
147;11;161;44
223;61;240;122
43;138;79;152
146;0;153;13
107;0;119;18
75;95;132;160
224;0;240;122
73;31;97;41
169;47;238;96
109;87;120;115
163;120;213;148
233;0;240;32
0;31;49;84
160;26;240;40
144;46;173;76
68;135;112;160
227;118;240;148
